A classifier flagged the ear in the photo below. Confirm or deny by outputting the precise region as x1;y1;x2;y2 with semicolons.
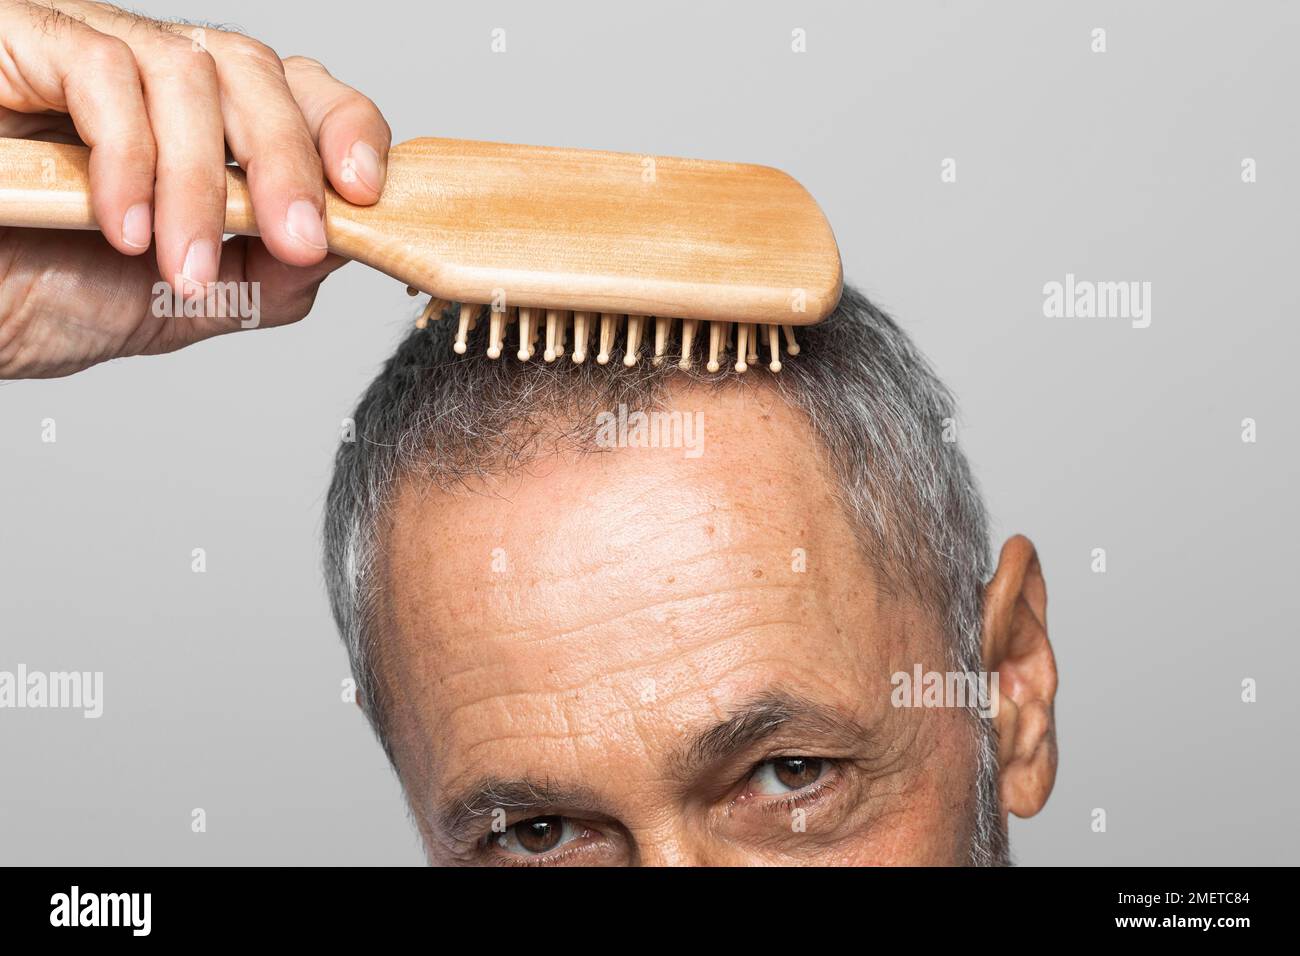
982;535;1058;819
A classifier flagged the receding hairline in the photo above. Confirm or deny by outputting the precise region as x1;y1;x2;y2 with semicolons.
363;376;926;723
325;286;994;755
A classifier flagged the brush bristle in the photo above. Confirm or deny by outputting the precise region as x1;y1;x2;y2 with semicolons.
421;299;800;374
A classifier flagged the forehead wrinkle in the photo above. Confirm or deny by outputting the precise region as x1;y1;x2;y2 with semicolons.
425;640;868;798
387;557;860;778
429;614;824;738
418;573;839;717
386;474;830;655
430;469;788;581
395;517;858;664
456;575;816;650
393;566;900;782
395;509;853;678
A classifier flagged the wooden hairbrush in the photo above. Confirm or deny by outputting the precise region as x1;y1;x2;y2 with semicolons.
0;136;842;372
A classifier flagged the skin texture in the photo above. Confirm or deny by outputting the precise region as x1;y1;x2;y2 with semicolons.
375;385;1059;866
0;0;391;378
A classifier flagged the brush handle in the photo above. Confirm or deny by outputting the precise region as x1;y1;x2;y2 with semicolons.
0;137;455;309
0;135;844;326
0;137;262;236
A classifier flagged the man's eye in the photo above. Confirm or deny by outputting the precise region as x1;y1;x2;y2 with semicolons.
749;757;826;795
493;816;584;856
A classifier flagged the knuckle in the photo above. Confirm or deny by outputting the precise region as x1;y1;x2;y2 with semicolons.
219;33;283;72
320;92;367;125
323;92;390;141
282;153;324;189
152;34;217;75
125;135;158;165
282;54;328;75
252;140;322;186
112;136;157;175
81;32;136;73
154;150;222;189
185;179;228;219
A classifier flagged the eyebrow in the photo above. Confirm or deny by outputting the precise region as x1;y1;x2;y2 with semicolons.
434;691;876;844
438;778;604;846
675;691;876;776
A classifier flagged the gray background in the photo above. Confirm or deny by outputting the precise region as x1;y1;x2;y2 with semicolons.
2;0;1296;865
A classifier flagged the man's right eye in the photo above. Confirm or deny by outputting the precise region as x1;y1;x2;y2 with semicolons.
493;816;587;857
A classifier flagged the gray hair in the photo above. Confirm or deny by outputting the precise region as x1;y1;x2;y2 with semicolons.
323;285;1008;864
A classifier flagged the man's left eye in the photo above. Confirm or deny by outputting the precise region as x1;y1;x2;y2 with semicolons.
749;757;827;795
493;816;586;857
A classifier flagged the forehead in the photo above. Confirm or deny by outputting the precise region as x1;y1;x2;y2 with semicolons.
378;384;942;785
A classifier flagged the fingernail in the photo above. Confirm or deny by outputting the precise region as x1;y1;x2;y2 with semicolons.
285;199;328;250
347;141;383;192
180;239;219;297
122;203;152;249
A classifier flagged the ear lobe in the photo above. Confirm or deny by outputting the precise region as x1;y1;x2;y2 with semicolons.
982;535;1058;819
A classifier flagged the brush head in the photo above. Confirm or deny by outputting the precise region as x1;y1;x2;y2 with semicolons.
323;137;843;329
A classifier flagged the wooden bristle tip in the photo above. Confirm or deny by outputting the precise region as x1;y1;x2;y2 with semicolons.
487;307;506;359
597;312;618;365
782;324;800;356
624;314;645;367
517;308;533;361
453;303;475;354
653;316;669;366
707;321;724;373
679;318;698;370
572;311;591;364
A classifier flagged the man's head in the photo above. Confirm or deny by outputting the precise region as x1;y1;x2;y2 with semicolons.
324;287;1058;865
